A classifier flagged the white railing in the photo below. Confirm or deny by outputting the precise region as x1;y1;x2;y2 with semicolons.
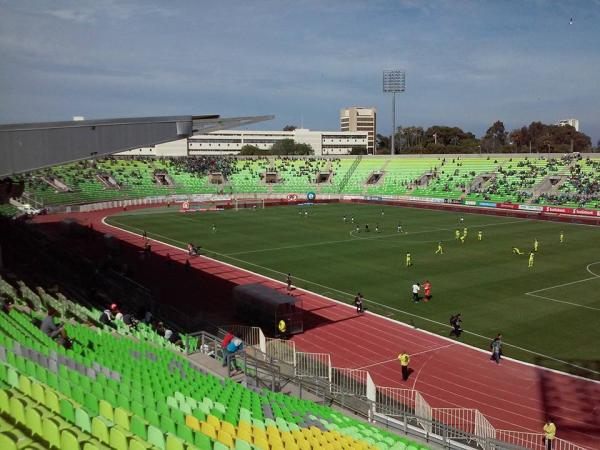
208;325;590;450
495;431;592;450
474;410;496;449
264;338;296;366
331;367;369;397
414;391;432;434
295;352;331;380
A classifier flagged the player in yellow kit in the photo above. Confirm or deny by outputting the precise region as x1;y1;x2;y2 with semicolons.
477;230;483;241
560;231;564;243
435;242;444;254
534;238;539;252
406;252;412;267
455;229;460;240
528;252;535;268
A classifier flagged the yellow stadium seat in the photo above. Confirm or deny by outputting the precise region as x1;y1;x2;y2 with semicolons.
217;430;234;448
185;415;201;431
236;429;252;443
297;440;311;450
200;422;217;440
253;437;269;450
206;415;221;430
252;428;267;441
237;420;252;432
220;421;236;438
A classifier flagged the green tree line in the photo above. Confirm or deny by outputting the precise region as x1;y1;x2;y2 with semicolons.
377;121;594;154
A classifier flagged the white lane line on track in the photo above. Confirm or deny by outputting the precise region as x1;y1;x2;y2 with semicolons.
102;216;600;379
355;344;456;370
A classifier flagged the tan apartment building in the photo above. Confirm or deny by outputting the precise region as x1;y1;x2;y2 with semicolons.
340;107;377;154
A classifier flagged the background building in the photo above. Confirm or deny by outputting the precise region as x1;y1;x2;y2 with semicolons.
119;129;368;156
557;118;579;132
340;107;377;154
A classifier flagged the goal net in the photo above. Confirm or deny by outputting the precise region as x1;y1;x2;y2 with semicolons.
234;199;265;211
180;201;221;212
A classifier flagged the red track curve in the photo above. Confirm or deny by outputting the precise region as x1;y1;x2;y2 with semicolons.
33;208;600;448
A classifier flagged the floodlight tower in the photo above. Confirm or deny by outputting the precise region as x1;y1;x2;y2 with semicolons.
383;70;406;155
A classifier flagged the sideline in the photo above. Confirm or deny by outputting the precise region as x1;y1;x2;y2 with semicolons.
102;216;600;380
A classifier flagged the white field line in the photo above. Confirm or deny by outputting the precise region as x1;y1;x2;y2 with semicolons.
524;261;600;310
102;217;600;380
356;344;456;370
525;293;600;311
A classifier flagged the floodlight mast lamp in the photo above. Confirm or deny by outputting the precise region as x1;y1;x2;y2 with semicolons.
383;70;406;155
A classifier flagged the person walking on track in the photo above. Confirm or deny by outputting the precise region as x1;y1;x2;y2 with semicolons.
398;351;411;381
449;313;463;338
354;292;364;314
543;419;556;450
490;333;503;364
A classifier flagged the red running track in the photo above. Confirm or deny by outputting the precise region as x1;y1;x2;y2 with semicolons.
34;208;600;448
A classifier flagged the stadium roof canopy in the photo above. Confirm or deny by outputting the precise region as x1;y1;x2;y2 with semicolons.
0;114;273;177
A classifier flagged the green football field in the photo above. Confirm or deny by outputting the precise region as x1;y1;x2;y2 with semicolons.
107;203;600;375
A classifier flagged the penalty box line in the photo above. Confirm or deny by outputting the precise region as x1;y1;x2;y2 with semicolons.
524;262;600;312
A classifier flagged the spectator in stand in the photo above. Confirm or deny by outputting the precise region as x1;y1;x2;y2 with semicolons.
40;308;68;346
0;295;13;313
98;307;116;329
164;328;183;347
224;336;244;374
221;330;235;366
122;311;138;328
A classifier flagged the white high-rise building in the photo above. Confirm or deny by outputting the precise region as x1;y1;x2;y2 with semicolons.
557;118;579;132
340;107;377;154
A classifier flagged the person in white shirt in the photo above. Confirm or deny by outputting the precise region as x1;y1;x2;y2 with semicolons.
412;283;421;302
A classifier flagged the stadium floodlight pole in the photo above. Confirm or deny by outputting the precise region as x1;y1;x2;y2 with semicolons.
383;70;406;155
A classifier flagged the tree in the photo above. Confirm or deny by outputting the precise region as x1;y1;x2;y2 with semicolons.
507;121;591;152
282;125;297;131
239;145;262;155
482;120;508;150
376;134;390;154
270;139;313;155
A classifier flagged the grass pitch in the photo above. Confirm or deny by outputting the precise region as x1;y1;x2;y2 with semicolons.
107;203;600;376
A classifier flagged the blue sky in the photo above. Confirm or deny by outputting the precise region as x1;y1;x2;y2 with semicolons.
1;0;599;143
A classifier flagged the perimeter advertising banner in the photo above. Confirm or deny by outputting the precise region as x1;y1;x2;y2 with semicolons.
518;205;544;212
497;202;520;210
542;206;599;216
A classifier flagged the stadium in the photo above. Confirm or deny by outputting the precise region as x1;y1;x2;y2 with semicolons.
1;3;600;450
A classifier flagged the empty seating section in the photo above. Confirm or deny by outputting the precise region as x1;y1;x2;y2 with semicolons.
0;277;428;450
13;155;600;210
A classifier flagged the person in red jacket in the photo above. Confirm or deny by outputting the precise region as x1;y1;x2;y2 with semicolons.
423;280;432;302
221;331;234;367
